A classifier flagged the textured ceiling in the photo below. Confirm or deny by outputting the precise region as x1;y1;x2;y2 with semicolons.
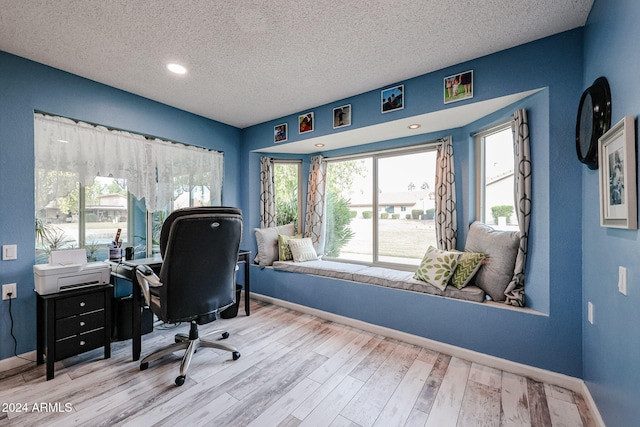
0;0;593;129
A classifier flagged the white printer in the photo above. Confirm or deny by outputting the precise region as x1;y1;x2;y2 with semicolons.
33;249;111;295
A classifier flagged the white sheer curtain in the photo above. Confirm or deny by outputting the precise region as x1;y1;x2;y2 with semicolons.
34;113;223;213
34;114;146;212
146;138;223;212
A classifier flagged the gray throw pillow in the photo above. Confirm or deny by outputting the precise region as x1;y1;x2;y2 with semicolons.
254;223;295;267
464;222;519;301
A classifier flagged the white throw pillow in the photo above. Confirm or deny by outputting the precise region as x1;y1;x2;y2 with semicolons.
288;238;319;262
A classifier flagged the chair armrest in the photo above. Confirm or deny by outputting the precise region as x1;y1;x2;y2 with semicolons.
135;268;162;306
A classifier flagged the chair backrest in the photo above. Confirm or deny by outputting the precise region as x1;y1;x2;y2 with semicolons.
157;207;242;324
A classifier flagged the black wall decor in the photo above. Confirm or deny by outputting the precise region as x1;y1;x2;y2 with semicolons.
576;76;612;169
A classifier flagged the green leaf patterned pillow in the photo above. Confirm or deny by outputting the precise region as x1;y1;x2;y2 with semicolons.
449;251;485;289
413;246;460;291
278;234;302;261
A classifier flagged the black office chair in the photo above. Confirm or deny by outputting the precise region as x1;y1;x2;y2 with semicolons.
135;207;243;386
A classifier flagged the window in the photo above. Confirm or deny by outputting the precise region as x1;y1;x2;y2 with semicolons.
35;175;131;263
273;160;302;232
34;113;223;262
475;123;518;230
147;174;216;256
324;146;438;267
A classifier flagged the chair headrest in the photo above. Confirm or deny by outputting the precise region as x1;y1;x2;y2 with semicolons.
159;207;242;257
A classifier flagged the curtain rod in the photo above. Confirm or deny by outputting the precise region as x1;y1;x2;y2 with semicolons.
34;110;224;154
324;138;444;162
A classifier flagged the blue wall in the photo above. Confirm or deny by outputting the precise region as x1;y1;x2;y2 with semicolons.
582;0;640;425
0;51;242;360
242;30;585;377
3;2;637;421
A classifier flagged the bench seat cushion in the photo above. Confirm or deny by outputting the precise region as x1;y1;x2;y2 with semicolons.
273;260;486;303
272;260;368;280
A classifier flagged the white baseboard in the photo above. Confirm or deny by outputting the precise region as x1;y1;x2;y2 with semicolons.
0;351;37;373
252;293;605;426
578;380;606;427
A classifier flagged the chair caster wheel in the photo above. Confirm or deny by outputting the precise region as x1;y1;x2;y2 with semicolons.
222;332;229;339
232;351;241;360
140;362;149;371
175;375;186;386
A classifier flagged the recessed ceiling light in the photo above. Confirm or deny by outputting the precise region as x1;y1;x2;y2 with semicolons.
315;143;325;148
167;63;187;74
408;124;421;129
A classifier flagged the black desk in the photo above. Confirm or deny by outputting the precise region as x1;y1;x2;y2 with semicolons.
116;250;250;361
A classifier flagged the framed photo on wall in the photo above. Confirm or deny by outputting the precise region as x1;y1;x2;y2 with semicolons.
598;115;637;229
333;104;351;128
444;70;473;104
381;85;404;113
274;123;287;143
299;112;314;134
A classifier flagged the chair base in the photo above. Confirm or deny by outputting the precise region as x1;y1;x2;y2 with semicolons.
140;321;240;386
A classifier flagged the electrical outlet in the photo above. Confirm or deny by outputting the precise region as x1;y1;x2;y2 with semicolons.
2;283;17;300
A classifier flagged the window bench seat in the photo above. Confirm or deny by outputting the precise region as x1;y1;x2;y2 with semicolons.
272;260;486;303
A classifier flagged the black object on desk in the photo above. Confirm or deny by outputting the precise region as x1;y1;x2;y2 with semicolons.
110;256;162;361
113;250;250;361
237;250;251;316
36;284;113;380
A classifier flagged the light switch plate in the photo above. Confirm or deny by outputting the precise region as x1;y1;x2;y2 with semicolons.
618;266;628;295
588;301;594;324
2;245;17;261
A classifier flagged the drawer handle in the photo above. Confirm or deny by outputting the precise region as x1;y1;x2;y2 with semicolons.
79;321;85;327
80;302;86;307
79;341;86;346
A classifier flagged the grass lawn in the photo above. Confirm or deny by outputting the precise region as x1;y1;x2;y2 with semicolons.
338;218;437;263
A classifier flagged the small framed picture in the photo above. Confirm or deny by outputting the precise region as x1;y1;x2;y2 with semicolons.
299;112;314;134
333;104;352;128
598;115;637;229
381;85;404;113
444;70;473;104
274;123;287;143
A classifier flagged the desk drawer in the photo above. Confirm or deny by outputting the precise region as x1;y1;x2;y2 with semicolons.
56;310;105;339
55;328;105;361
55;292;104;319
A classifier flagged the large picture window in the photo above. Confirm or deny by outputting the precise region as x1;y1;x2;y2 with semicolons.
324;146;438;268
36;175;131;262
34;113;223;262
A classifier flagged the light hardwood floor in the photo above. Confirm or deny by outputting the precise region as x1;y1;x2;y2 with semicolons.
1;299;597;426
